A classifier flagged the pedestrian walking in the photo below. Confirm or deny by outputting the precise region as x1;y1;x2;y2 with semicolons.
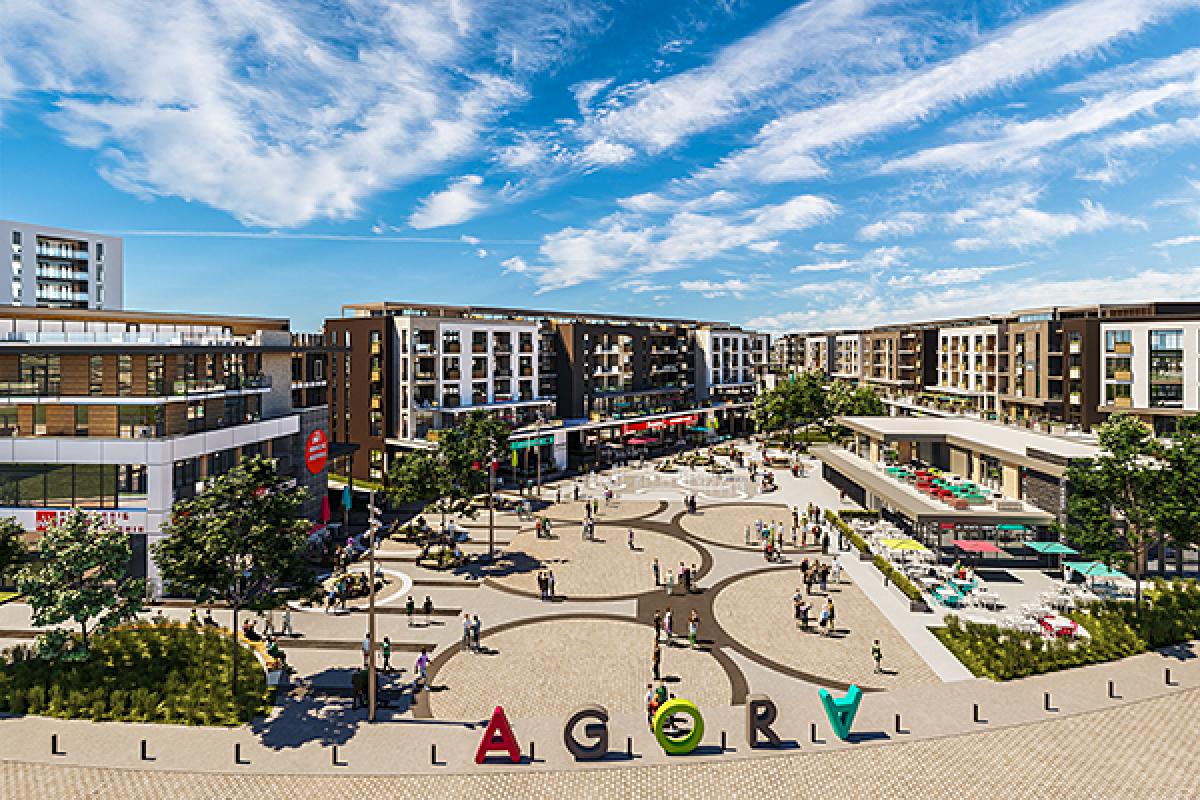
688;610;699;649
652;557;661;586
382;636;392;671
822;531;830;555
653;609;662;642
628;527;635;550
652;641;662;681
362;631;372;668
819;565;828;594
826;598;837;636
406;594;416;626
188;608;199;626
664;609;674;643
872;639;883;673
472;614;482;652
462;613;472;652
538;571;547;600
556;487;562;504
281;608;294;637
415;648;430;690
548;570;556;599
264;609;276;637
423;595;434;625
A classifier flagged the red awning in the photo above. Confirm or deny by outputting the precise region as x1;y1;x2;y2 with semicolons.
626;437;657;445
952;539;1004;554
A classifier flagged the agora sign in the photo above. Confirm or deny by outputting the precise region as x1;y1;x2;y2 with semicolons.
473;687;862;763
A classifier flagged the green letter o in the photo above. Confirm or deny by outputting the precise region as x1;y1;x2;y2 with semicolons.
653;698;705;755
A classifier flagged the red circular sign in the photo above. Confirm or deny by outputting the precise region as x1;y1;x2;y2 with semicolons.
305;429;329;475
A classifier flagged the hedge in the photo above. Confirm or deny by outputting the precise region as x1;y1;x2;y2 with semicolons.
825;511;923;603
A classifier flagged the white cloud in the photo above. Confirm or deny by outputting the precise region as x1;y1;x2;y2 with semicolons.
887;265;1013;288
409;175;487;229
533;194;838;291
501;255;531;274
570;78;612;113
475;248;489;258
1154;234;1200;248
617;189;745;215
680;278;752;298
703;0;1196;184
951;198;1144;251
858;211;929;241
813;241;849;254
578;139;636;167
747;240;781;254
0;0;603;227
792;259;854;273
790;245;908;273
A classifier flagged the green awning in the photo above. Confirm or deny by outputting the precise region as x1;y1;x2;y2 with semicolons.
1024;541;1078;555
1063;560;1126;578
997;524;1027;531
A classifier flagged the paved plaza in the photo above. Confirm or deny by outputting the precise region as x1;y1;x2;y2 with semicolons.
0;439;1196;797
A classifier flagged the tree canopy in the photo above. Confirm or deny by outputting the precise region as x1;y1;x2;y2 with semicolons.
18;510;144;657
386;411;511;522
0;516;25;586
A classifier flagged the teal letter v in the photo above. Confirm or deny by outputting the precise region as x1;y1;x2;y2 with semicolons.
818;685;862;741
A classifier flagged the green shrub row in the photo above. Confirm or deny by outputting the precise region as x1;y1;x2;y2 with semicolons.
933;579;1200;681
825;511;923;603
0;621;271;726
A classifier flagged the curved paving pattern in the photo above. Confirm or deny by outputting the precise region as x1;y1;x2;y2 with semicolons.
6;686;1200;798
713;567;937;690
543;499;665;524
677;503;793;550
429;617;731;720
487;524;703;600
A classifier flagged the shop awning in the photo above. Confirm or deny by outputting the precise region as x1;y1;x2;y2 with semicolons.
1063;561;1126;578
880;537;928;552
1024;541;1078;555
626;436;657;445
952;540;1004;554
996;524;1027;531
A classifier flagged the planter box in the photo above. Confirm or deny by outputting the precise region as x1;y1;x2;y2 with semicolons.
909;599;932;613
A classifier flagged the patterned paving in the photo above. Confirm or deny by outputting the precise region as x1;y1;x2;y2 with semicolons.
543;499;664;523
713;567;938;690
6;687;1200;798
489;524;702;599
429;617;731;720
678;503;793;549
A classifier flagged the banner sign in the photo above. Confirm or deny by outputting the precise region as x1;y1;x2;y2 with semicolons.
510;435;553;451
622;414;698;435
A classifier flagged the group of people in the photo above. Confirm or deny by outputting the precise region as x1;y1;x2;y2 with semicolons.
793;592;838;635
323;571;382;613
650;608;701;649
534;516;555;538
681;494;698;514
537;570;557;600
404;594;436;627
460;613;484;653
748;517;791;561
651;560;700;594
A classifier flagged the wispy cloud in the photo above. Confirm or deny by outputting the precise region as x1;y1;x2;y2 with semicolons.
0;0;598;227
409;175;488;229
1154;234;1200;248
680;278;751;298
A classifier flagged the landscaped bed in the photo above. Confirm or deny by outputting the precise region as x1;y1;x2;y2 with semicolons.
0;621;272;725
933;579;1200;681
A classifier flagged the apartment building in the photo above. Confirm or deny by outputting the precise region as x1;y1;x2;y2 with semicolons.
1097;306;1200;434
862;325;938;400
0;307;329;594
694;326;769;405
805;334;832;374
830;332;864;382
3;220;123;310
771;333;807;380
935;322;1003;414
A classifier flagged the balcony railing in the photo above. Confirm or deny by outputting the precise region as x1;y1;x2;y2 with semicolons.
443;370;461;381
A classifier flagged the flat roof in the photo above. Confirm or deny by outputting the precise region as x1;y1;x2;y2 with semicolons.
341;301;724;328
838;415;1099;468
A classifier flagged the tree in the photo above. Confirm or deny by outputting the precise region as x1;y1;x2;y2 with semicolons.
1059;459;1122;565
824;380;886;439
154;455;313;701
1152;414;1200;575
1089;414;1160;614
0;516;25;588
17;510;144;657
751;371;826;446
386;411;510;526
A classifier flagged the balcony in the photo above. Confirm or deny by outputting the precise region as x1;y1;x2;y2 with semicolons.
1111;342;1133;355
414;370;436;382
1069;341;1082;354
443;369;461;381
1112;396;1132;408
1110;370;1132;382
414;342;436;355
1070;392;1082;405
370;341;382;355
1069;367;1081;380
494;367;513;379
471;369;487;380
493;342;512;354
36;246;88;260
519;366;533;377
442;341;461;354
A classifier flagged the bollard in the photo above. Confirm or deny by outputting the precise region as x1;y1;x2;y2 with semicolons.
810;722;818;743
720;730;727;752
529;740;535;761
431;743;437;765
1044;692;1052;711
626;736;633;757
1166;668;1174;686
973;704;982;724
51;734;64;756
140;739;152;762
234;743;248;765
895;713;903;734
1108;680;1117;699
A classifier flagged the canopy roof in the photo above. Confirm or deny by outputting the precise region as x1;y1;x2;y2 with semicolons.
1024;541;1079;555
952;539;1004;554
1064;560;1126;578
996;524;1027;531
881;537;929;552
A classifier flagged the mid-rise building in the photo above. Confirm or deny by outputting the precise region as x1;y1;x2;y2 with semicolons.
935;321;1003;414
3;220;123;310
830;332;864;382
695;326;768;405
0;307;330;595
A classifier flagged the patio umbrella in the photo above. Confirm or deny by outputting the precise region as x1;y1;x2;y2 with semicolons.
320;494;331;524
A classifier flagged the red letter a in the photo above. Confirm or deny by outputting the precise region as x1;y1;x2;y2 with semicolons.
475;705;522;764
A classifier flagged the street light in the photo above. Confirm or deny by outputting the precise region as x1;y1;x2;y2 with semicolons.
535;412;544;498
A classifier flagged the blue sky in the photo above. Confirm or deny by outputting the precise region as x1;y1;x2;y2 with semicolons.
3;0;1200;332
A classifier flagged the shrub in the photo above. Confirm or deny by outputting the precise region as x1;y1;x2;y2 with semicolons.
826;511;922;602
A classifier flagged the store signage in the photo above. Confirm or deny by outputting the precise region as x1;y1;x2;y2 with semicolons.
30;509;148;535
621;414;699;435
510;435;553;451
480;689;859;763
305;429;328;475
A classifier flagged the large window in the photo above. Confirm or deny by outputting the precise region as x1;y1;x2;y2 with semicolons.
0;463;145;509
19;354;60;396
1150;328;1184;408
89;355;103;396
117;354;133;396
1105;329;1132;352
119;406;162;438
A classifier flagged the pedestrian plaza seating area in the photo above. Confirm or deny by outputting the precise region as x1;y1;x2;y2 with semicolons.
882;464;1000;510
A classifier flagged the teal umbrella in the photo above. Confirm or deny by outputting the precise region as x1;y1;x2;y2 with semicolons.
341;484;352;510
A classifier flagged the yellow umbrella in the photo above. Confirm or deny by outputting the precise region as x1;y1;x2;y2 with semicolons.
880;537;928;551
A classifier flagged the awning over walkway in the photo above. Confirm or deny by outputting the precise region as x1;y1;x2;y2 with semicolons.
952;540;1004;554
1064;561;1126;578
1024;541;1079;555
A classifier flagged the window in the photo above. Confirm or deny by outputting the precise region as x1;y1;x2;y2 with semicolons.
89;355;103;396
186;401;206;433
120;406;162;438
117;354;133;396
1105;330;1132;352
96;242;104;261
369;410;383;437
0;406;16;436
74;406;88;437
20;354;60;396
11;231;20;249
1149;328;1184;408
147;354;165;395
1105;383;1132;403
34;405;46;435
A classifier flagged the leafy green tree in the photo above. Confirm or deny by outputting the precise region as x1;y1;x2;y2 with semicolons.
17;510;144;657
751;371;826;445
823;380;886;439
386;411;510;525
1059;459;1122;564
154;455;313;700
0;516;25;587
1152;414;1200;575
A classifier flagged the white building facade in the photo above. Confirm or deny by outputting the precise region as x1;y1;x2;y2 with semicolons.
3;220;123;310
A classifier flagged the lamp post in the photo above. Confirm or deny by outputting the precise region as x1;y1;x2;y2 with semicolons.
535;412;544;497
